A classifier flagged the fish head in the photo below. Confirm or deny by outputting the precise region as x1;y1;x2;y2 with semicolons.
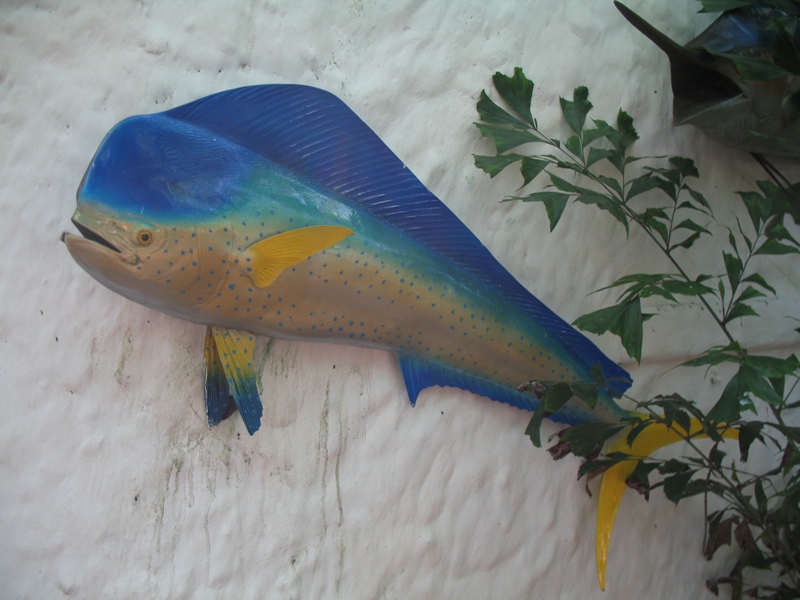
63;112;255;321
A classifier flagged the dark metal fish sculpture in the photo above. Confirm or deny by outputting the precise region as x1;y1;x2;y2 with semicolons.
615;1;800;158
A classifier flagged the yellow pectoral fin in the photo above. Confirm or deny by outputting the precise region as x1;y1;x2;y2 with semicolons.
595;418;739;590
244;225;354;288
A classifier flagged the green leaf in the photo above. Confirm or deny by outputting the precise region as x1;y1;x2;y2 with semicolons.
615;109;638;152
511;191;570;231
725;301;759;323
548;172;581;194
687;188;712;213
716;53;792;80
739;191;764;231
754;479;768;513
735;286;766;304
773;20;800;76
661;279;715;297
474;153;524;178
582;127;607;146
587;147;613;167
669;156;699;179
569;382;599;409
746;354;800;379
723;252;743;291
755;238;800;255
544;382;574;413
674;219;710;236
573;296;644;362
663;470;696;504
627;174;673;201
559;423;624;457
741;364;787;406
475;123;543;154
708;368;746;423
477;90;531;129
738;421;764;462
565;135;582;158
673;232;702;250
560;86;592;135
574;191;630;233
698;0;751;12
492;68;536;127
519;157;549;187
595;175;623;198
525;409;546;447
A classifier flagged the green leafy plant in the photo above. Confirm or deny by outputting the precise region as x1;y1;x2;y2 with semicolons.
475;67;800;598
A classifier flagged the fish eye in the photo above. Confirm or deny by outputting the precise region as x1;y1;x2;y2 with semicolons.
135;229;154;246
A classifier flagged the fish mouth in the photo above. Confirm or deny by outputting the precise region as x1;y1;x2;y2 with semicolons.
68;218;122;254
62;216;138;266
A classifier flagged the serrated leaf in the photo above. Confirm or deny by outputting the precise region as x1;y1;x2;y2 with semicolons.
474;153;524;177
573;296;643;362
560;86;592;135
574;191;630;233
519;157;549;187
615;109;638;151
477;90;531;129
582;127;607;146
492;68;536;127
669;156;699;179
565;135;582;158
558;423;624;457
595;175;623;198
627;174;672;201
475;123;543;154
766;222;800;246
525;409;546;447
548;172;581;194
511;191;570;231
587;147;613;167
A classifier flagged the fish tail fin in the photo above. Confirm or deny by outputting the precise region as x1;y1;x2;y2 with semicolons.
595;416;739;590
614;1;742;123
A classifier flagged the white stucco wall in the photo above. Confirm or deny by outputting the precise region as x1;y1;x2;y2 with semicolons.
1;1;797;598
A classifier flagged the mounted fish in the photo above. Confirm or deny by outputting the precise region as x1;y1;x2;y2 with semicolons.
64;84;703;588
615;1;800;159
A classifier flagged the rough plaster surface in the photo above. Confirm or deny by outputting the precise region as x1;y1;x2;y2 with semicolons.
1;1;798;598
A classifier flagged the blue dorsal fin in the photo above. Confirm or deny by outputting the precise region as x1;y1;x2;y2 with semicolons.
211;327;263;435
166;85;630;396
397;355;586;426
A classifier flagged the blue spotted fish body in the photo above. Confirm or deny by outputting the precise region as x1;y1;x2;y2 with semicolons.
64;85;631;434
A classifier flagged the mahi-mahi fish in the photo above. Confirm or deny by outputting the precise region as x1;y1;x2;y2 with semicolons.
64;85;700;588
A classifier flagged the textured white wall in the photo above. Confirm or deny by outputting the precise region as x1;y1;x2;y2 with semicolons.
1;0;797;598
